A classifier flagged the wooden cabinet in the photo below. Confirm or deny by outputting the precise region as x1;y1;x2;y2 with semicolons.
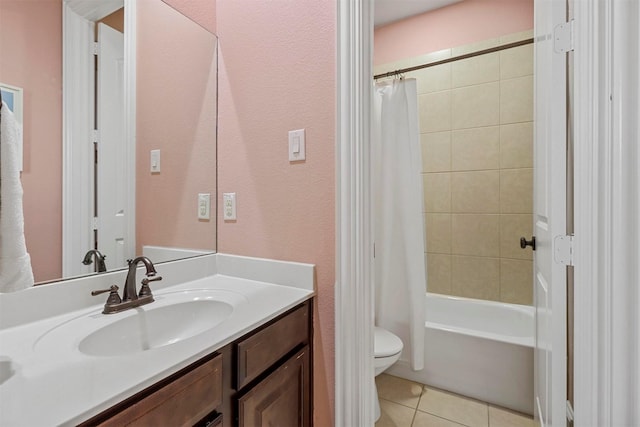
79;300;312;427
237;346;310;427
81;353;223;427
236;304;309;389
234;303;311;427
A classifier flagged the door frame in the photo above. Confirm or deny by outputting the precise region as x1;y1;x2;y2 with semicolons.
62;0;136;277
573;0;640;425
335;0;638;425
335;1;375;426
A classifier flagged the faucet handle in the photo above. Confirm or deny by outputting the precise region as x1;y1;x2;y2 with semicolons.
91;285;122;306
142;275;162;283
139;276;161;298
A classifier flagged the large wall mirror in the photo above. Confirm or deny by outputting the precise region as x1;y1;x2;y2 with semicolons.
0;0;217;286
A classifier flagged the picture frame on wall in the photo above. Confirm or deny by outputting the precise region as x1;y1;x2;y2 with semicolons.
0;82;24;171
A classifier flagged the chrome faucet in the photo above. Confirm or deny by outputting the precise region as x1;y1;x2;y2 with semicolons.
91;256;162;314
82;249;107;273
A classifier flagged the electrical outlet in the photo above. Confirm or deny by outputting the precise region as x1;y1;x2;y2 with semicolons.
223;193;236;220
198;193;210;220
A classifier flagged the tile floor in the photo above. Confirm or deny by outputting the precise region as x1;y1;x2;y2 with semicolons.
375;374;535;427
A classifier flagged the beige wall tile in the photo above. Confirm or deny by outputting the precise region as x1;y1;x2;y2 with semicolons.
420;91;452;133
451;126;500;171
451;214;500;257
375;58;415;80
500;44;534;79
500;259;534;305
451;256;500;300
418;387;489;427
500;122;533;168
499;30;534;44
376;374;424;409
452;52;499;88
426;214;451;254
374;63;400;77
500;169;533;213
422;132;451;172
415;48;453;65
378;33;538;305
452;82;500;129
500;76;533;124
451;171;500;214
452;38;500;56
424;173;451;213
403;48;452;70
416;63;452;94
375;399;415;427
413;411;466;427
500;214;533;260
426;253;451;294
489;406;535;427
373;65;387;76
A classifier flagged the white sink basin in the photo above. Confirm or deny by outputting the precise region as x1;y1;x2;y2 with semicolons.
79;299;233;357
34;289;245;357
0;357;16;385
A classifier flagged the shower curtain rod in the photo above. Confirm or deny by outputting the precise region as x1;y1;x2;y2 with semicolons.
373;37;534;80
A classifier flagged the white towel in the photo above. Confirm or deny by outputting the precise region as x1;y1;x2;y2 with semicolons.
0;101;34;292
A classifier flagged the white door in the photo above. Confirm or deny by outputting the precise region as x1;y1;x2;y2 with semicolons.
96;23;132;269
533;0;568;426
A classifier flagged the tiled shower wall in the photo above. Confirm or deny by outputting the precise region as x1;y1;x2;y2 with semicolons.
375;31;534;305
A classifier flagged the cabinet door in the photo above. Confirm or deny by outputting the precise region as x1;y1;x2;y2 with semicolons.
238;346;310;427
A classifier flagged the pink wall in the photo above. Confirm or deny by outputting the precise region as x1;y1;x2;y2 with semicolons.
136;0;217;253
0;0;62;282
374;0;534;65
215;1;336;424
162;0;216;35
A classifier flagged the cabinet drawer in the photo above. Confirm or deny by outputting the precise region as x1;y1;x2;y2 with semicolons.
236;303;309;389
98;353;223;427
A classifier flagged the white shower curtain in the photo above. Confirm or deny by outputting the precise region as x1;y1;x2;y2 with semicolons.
373;78;425;371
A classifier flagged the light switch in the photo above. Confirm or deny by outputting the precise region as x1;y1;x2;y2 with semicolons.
198;193;210;220
150;149;161;173
223;193;237;220
288;129;306;162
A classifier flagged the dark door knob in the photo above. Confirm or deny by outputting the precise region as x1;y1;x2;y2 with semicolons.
520;236;536;251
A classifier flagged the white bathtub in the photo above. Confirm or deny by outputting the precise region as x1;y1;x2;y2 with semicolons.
387;293;535;415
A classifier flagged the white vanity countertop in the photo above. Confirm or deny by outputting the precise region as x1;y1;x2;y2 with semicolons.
0;254;315;426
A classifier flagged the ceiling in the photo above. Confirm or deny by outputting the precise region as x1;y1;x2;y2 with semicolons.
374;0;463;27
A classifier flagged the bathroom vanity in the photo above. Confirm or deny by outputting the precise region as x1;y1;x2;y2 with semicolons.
0;254;315;427
81;302;312;427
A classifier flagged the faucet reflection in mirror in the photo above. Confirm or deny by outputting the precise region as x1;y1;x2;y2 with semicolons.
82;250;107;273
91;256;162;314
0;93;34;293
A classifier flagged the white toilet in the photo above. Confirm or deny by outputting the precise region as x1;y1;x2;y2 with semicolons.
374;326;404;421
